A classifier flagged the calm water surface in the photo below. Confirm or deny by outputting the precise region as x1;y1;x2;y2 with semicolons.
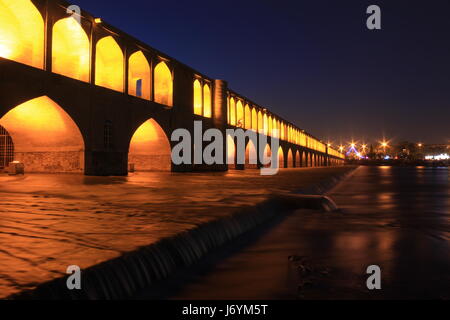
168;166;450;300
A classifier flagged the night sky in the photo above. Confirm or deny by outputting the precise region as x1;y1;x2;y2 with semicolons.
73;0;450;145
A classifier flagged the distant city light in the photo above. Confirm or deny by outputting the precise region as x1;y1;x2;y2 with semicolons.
425;154;450;161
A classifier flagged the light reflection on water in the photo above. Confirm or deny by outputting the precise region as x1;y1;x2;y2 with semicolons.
0;167;350;298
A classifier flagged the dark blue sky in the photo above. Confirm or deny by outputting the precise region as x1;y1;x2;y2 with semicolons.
74;0;450;144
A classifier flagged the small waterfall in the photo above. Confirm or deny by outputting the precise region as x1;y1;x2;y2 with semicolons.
11;169;354;300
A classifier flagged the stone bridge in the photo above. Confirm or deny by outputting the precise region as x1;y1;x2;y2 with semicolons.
0;0;344;176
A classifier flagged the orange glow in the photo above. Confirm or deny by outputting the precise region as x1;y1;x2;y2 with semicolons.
278;146;284;169
0;96;84;172
203;84;212;118
258;111;263;133
244;105;251;130
154;61;173;107
128;119;171;171
229;98;236;125
193;79;203;115
268;116;273;137
128;51;151;100
95;36;124;92
236;100;244;128
288;149;294;168
0;0;44;69
52;17;90;82
263;114;268;135
251;108;257;131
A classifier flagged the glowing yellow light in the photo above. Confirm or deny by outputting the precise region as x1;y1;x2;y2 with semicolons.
244;104;252;130
193;79;202;116
52;17;90;82
278;146;284;169
0;96;84;153
0;0;44;68
128;50;151;100
95;36;124;92
263;114;268;135
251;108;257;131
129;118;171;171
203;84;212;118
229;98;236;125
257;111;263;133
154;61;173;107
418;143;423;148
236;100;244;127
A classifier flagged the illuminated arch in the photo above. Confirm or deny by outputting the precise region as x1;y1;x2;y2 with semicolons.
295;151;301;168
0;0;44;69
95;36;124;92
302;152;307;167
280;123;285;140
0;96;85;173
278;146;284;169
52;17;90;82
262;144;272;168
263;114;268;135
236;100;244;128
128;119;171;171
245;139;258;169
244;104;251;130
203;84;212;118
227;96;230;123
227;134;236;169
272;118;278;138
268;116;273;137
251;108;258;131
287;149;294;168
154;61;173;107
129;51;151;100
257;111;263;134
229;98;236;126
193;79;202;116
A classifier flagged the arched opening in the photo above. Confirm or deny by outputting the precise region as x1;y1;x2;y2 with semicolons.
268;116;273;137
95;36;124;92
263;114;268;135
262;144;272;168
287;149;294;168
203;83;212;118
128;119;171;172
193;79;202;116
227;134;236;169
236;100;244;128
245;139;257;169
154;61;173;107
0;125;14;170
251;108;257;131
0;0;44;69
295;151;301;168
0;96;85;173
229;98;236;126
257;111;263;134
128;51;151;100
52;17;90;82
277;146;284;169
244;104;251;130
302;152;307;167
